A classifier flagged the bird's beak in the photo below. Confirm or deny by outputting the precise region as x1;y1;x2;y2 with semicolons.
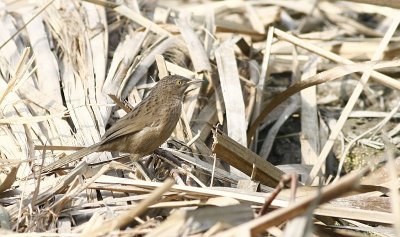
187;79;203;85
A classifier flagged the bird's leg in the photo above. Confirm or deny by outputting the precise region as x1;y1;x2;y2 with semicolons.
129;154;151;180
129;153;141;162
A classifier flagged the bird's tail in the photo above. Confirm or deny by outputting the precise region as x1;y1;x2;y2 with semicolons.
40;144;100;174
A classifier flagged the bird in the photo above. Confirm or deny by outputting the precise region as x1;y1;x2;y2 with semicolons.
41;75;202;174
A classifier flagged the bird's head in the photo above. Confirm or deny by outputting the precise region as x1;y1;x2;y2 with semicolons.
152;75;202;99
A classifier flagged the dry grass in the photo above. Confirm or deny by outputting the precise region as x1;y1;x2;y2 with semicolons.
0;0;399;236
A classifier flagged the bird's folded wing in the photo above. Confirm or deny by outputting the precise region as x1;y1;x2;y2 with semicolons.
100;107;154;144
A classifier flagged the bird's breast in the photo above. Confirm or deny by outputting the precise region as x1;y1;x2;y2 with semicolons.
157;103;182;133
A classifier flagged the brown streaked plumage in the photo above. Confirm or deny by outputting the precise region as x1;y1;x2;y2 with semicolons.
42;75;201;173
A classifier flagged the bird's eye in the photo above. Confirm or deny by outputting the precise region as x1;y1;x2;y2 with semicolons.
176;80;182;85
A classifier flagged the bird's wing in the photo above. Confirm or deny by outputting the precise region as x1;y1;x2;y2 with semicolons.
100;100;155;144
